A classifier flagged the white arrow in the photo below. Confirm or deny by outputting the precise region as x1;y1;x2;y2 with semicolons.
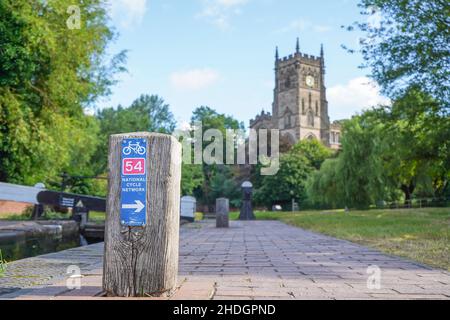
122;200;145;213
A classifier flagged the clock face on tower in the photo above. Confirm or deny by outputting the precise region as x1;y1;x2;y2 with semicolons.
306;75;315;88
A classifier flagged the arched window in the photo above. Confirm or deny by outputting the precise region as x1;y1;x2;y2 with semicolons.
315;101;319;115
285;114;291;128
302;99;305;114
307;111;314;127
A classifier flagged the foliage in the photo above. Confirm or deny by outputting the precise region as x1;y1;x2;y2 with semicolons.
308;87;449;209
209;166;242;208
254;140;330;209
190;106;244;208
93;94;176;175
345;0;449;109
181;164;204;196
0;0;125;187
306;159;345;209
289;139;333;170
381;87;450;198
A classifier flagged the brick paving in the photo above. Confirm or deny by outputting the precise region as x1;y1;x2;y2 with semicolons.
1;221;449;300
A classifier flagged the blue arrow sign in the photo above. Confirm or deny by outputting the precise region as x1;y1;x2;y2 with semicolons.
120;138;147;227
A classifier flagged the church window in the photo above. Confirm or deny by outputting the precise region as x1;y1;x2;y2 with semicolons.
302;99;305;114
285;114;291;128
315;101;319;115
307;111;314;127
308;93;312;108
285;77;291;89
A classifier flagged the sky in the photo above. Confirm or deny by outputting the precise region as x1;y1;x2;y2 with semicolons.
98;0;389;128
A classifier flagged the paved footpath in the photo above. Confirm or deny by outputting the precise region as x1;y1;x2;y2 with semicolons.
1;221;449;300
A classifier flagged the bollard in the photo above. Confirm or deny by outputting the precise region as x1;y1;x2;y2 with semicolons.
239;181;255;220
216;198;229;228
103;132;182;297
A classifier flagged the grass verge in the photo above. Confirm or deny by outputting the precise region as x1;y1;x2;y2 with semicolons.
234;208;450;271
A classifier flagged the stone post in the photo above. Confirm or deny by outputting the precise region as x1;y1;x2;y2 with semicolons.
239;181;255;220
216;198;229;228
103;132;182;297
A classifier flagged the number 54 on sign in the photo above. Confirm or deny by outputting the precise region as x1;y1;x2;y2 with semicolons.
122;158;145;175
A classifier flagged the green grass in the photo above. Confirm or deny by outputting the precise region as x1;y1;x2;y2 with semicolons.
88;211;205;223
231;208;450;271
89;211;106;223
0;209;70;221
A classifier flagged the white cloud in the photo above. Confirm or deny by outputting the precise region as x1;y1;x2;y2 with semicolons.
328;77;391;120
198;0;249;30
170;68;220;91
313;25;332;33
108;0;148;28
276;18;332;34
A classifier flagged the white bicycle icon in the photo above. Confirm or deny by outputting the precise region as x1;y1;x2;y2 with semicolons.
123;141;146;155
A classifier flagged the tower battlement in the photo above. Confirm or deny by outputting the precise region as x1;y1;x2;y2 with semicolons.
278;53;321;63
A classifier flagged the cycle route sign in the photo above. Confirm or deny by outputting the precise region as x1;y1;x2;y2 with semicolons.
120;138;147;227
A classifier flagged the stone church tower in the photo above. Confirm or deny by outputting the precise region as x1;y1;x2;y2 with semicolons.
250;39;341;149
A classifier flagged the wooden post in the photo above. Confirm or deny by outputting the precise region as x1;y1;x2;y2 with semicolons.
216;198;229;228
103;133;182;297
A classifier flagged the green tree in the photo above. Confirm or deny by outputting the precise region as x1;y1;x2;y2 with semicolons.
254;151;312;209
94;94;176;174
308;87;449;209
209;166;242;208
335;116;390;209
0;0;125;186
306;158;344;209
190;106;244;209
181;164;204;196
254;140;331;209
373;87;450;200
346;0;449;109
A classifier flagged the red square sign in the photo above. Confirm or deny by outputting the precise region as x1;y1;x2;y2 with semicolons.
122;158;146;175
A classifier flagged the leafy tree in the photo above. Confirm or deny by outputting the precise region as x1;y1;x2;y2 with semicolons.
0;0;125;186
290;139;333;170
254;140;331;209
346;0;449;109
306;159;345;209
189;106;244;209
181;164;204;196
191;106;244;135
373;87;450;200
254;151;312;209
93;94;176;174
209;166;242;208
308;86;449;209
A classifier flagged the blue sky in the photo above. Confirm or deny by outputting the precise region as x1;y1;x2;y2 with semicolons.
99;0;388;127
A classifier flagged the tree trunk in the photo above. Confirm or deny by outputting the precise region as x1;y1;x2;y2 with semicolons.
401;182;415;205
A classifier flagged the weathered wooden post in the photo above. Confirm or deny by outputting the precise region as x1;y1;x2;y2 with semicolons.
216;198;229;228
103;133;182;297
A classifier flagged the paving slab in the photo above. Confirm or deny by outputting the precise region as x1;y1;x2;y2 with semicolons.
1;221;449;300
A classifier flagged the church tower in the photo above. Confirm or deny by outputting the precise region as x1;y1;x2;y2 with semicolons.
272;38;330;146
